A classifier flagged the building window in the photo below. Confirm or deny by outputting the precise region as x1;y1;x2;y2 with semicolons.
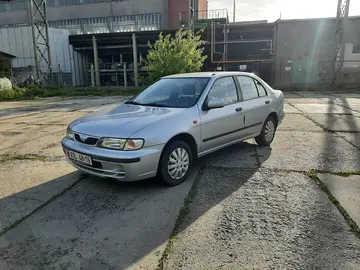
353;45;360;54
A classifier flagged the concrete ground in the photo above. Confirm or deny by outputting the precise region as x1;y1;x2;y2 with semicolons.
0;92;359;269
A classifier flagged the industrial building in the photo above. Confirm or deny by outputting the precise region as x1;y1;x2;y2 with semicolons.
0;27;73;84
0;0;359;87
274;16;360;85
0;0;208;33
0;50;15;75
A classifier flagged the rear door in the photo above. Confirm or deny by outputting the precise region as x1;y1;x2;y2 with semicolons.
235;76;272;137
200;76;244;154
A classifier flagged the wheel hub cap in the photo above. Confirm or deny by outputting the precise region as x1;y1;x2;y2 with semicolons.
168;148;189;180
264;120;275;142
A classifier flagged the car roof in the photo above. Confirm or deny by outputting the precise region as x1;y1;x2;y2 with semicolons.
163;72;256;79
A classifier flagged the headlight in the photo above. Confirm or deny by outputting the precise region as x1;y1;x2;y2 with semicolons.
66;127;74;140
99;138;144;151
100;138;127;150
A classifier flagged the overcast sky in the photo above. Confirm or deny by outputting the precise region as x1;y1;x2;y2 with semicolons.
208;0;360;22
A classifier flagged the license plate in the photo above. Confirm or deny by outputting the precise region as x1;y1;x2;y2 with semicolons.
68;150;92;166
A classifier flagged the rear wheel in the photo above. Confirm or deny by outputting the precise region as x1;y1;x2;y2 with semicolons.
158;140;192;186
255;116;277;146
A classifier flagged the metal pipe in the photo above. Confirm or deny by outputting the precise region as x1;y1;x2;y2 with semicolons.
210;21;274;64
223;24;226;70
233;0;236;23
73;44;149;50
216;39;273;44
123;62;127;89
90;63;95;87
213;22;221;55
188;0;191;30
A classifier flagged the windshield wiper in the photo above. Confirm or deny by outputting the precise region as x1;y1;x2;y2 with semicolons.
140;103;167;107
126;101;142;105
126;101;167;107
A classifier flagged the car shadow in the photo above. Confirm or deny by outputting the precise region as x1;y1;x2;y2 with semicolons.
0;141;270;269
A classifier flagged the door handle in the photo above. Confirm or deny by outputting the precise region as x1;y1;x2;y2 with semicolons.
265;100;271;104
235;107;243;112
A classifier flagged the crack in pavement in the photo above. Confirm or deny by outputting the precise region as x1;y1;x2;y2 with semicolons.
11;195;46;203
286;102;360;151
0;122;67;127
0;155;64;163
157;165;360;269
0;130;64;152
307;170;360;239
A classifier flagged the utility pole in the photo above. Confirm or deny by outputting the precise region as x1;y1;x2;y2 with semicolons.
233;0;236;23
188;0;194;34
92;36;100;88
132;33;139;87
332;0;350;84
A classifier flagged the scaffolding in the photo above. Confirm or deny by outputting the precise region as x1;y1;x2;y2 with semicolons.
332;0;350;84
28;0;53;84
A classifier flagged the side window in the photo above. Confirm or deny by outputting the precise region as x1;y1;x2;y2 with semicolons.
254;79;267;97
208;77;238;105
236;76;259;100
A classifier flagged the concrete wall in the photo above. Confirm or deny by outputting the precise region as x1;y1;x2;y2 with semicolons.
197;0;207;19
0;0;166;26
168;0;188;29
274;17;360;85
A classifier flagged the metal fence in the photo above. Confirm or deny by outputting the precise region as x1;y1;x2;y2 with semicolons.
0;66;73;87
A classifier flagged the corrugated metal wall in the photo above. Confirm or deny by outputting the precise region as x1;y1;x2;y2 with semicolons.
0;26;78;85
0;27;73;72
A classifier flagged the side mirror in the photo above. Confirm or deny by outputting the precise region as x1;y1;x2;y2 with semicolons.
205;98;225;110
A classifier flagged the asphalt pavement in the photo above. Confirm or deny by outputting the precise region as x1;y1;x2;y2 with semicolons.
0;92;359;269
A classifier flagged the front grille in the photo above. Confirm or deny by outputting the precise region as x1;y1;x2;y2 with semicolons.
74;133;99;146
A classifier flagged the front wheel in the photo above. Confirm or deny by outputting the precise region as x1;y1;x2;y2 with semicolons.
158;141;192;186
255;116;277;146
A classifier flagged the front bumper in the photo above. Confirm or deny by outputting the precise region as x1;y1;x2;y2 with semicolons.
61;138;164;181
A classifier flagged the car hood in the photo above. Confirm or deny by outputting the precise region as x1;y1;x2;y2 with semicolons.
70;103;185;138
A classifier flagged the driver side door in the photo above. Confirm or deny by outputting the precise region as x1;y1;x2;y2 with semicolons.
199;76;245;155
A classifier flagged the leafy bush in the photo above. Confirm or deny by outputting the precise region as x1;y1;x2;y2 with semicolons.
141;28;207;84
0;86;26;100
0;85;144;101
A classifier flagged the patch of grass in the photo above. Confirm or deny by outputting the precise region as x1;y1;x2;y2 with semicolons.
306;169;318;179
0;85;144;101
0;154;47;162
305;169;360;177
157;166;204;270
332;171;360;177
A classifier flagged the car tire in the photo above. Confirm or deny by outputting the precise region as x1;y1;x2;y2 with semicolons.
255;116;277;146
158;140;193;186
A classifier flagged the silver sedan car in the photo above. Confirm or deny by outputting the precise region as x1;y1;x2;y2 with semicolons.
62;72;284;186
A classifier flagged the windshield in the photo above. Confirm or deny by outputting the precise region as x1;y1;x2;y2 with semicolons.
128;77;210;108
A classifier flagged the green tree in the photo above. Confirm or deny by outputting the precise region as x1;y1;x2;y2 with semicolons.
142;28;207;84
